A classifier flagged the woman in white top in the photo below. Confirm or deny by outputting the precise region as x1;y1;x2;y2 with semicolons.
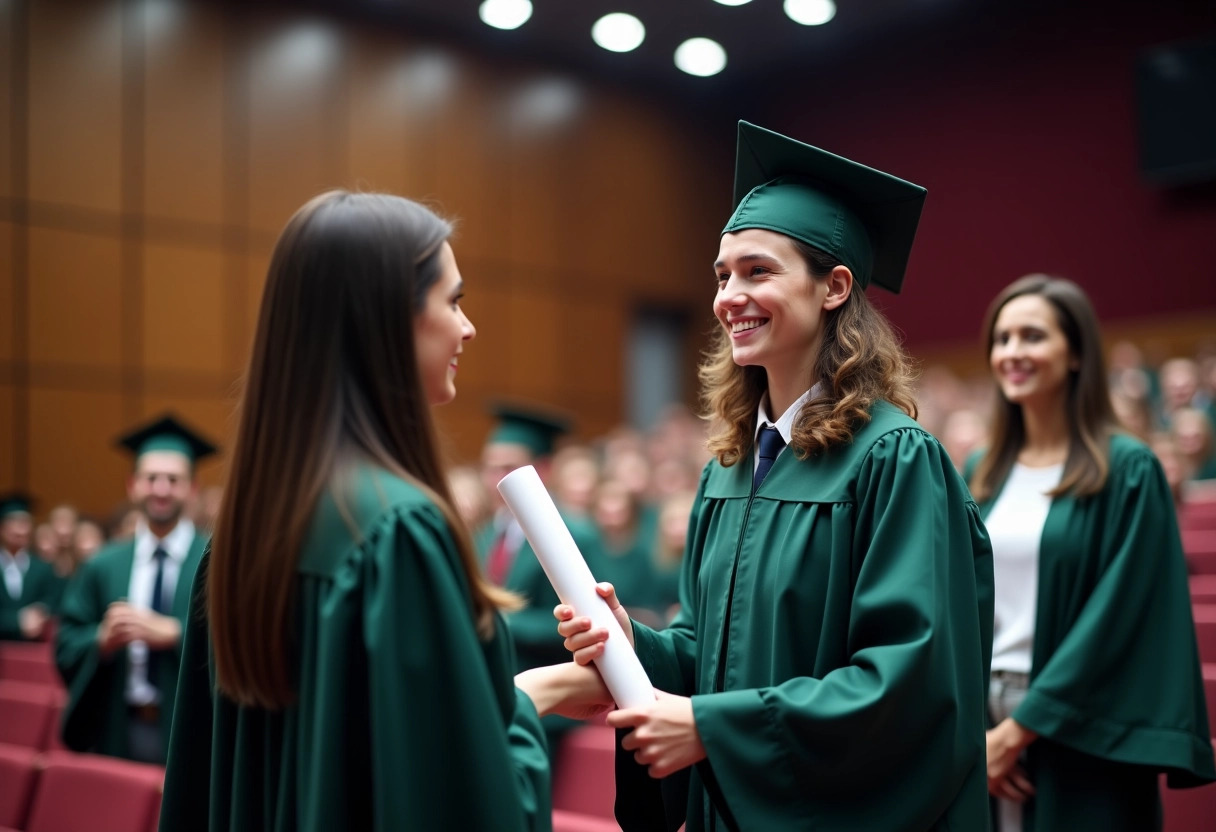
968;275;1215;832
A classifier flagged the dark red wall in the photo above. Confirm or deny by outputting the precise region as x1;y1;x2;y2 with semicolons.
757;2;1216;350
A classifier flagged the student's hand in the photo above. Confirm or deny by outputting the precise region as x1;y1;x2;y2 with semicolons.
554;582;634;666
608;690;705;779
18;604;49;640
515;662;615;720
986;717;1037;802
98;602;135;655
122;609;182;650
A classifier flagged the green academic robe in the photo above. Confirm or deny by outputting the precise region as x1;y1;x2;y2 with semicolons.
616;402;995;832
158;467;551;832
0;555;65;640
972;434;1216;831
54;532;206;761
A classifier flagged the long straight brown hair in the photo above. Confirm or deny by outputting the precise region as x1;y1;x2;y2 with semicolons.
970;274;1119;502
209;190;517;710
701;239;918;466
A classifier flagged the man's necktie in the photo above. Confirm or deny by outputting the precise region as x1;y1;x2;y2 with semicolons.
147;546;168;687
753;426;787;492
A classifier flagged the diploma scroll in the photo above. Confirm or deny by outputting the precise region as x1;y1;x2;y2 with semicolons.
497;465;655;709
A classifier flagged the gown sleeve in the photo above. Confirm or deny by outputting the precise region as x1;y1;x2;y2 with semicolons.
54;557;118;751
1012;442;1216;785
689;428;994;831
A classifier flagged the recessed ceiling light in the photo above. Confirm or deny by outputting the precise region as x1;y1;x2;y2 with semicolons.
592;13;646;53
674;38;727;77
784;0;836;26
479;0;533;31
713;0;753;5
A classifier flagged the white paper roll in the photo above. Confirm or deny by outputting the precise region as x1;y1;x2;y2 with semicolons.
497;465;655;709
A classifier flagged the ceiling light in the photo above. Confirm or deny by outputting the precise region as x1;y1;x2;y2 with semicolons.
784;0;836;26
713;0;753;5
479;0;532;31
674;38;726;77
591;13;646;53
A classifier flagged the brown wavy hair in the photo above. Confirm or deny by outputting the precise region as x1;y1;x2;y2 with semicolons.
701;239;918;466
969;274;1118;502
209;190;518;710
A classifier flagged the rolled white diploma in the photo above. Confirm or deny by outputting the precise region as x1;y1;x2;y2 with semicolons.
497;465;655;709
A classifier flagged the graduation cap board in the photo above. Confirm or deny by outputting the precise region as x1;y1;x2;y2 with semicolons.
0;492;33;519
723;121;927;294
487;403;571;458
117;414;218;466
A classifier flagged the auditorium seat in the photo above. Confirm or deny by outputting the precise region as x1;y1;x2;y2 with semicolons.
553;809;623;832
1192;574;1216;605
1203;664;1216;728
1195;605;1216;664
0;642;61;688
553;724;617;820
1183;530;1216;574
18;751;163;832
1162;743;1216;832
0;681;58;750
1180;497;1216;532
0;743;41;831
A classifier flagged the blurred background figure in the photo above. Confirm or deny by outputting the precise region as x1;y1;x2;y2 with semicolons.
0;493;61;641
447;463;493;532
1172;406;1216;482
549;445;601;519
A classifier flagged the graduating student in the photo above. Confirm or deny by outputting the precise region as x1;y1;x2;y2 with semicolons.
54;415;213;762
159;191;601;832
969;276;1215;832
0;493;61;641
555;122;995;831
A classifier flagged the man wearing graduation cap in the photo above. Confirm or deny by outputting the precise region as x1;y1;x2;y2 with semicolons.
55;414;215;764
0;493;62;640
556;123;993;831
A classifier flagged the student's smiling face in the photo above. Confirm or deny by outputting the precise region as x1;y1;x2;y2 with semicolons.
414;242;476;406
989;293;1076;411
713;228;830;384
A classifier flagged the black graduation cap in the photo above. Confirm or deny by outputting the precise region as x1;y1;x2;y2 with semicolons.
116;413;218;465
0;491;34;519
722;120;927;293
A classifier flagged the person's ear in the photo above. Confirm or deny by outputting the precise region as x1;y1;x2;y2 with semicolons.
822;265;853;311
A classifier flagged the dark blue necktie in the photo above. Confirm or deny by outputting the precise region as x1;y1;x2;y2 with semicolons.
753;426;786;492
147;546;168;687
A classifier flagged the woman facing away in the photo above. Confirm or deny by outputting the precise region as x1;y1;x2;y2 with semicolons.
971;275;1215;832
158;191;604;832
550;122;996;831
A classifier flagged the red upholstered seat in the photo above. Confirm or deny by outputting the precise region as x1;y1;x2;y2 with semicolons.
1192;574;1216;605
1203;664;1216;729
553;724;618;820
553;809;623;832
1180;498;1216;532
0;681;58;750
1184;530;1216;575
0;743;42;830
1195;605;1216;664
0;642;61;688
1162;742;1216;832
21;751;164;832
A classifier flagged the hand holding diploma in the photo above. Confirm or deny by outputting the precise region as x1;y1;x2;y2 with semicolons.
497;465;654;709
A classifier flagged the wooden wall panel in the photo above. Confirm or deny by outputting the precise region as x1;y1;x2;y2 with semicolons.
27;227;122;368
504;291;561;398
142;1;226;225
343;35;436;199
0;222;13;364
245;250;271;351
245;18;344;233
28;387;127;518
27;0;123;213
142;243;226;374
0;385;13;487
560;296;625;399
0;1;14;202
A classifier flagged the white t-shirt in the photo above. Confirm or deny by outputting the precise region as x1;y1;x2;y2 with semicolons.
987;462;1063;674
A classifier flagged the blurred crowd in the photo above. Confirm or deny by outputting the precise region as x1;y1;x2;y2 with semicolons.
8;340;1215;626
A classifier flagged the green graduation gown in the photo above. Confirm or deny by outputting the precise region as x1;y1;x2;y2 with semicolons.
0;555;65;640
972;434;1216;831
54;531;206;761
158;467;551;832
617;402;995;832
